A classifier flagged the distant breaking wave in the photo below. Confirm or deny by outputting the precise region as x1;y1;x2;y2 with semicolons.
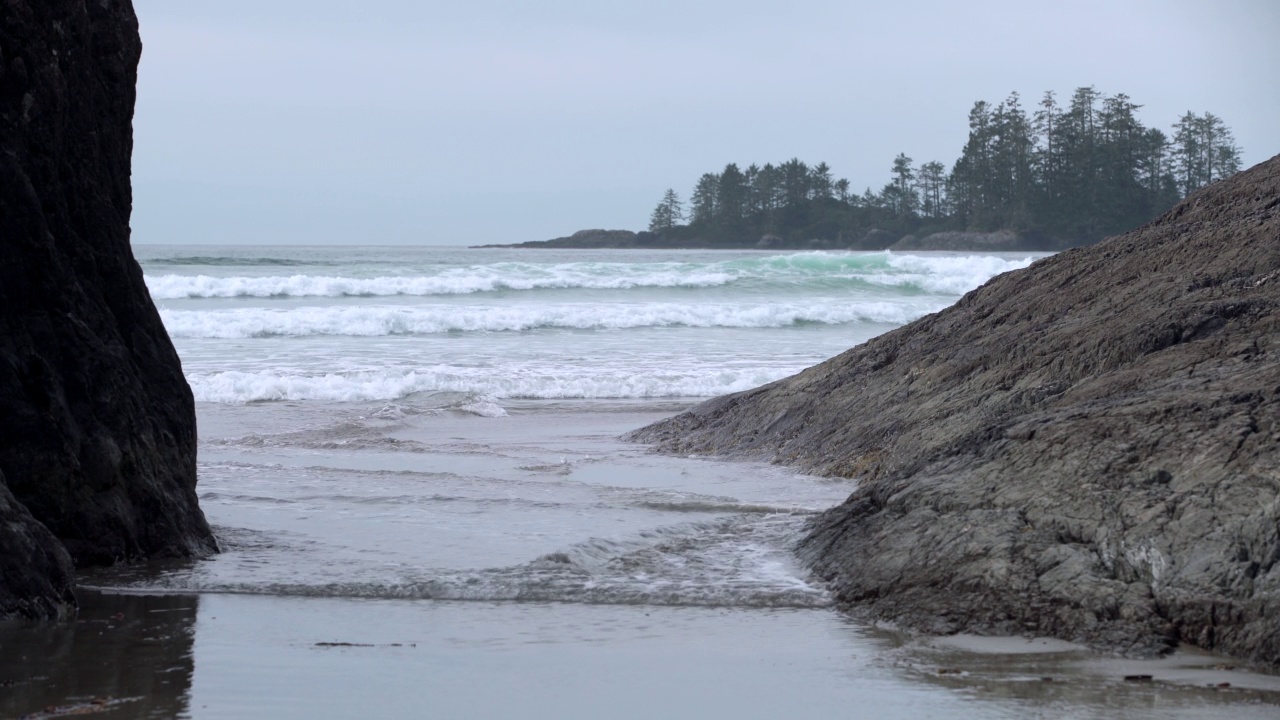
142;255;335;268
159;300;945;339
145;269;735;299
186;366;802;404
145;252;1036;300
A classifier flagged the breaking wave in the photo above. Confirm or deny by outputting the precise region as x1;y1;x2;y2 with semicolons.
146;252;1037;300
160;299;943;339
142;255;333;268
187;366;799;404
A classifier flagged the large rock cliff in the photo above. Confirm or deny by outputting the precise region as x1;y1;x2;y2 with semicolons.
629;155;1280;666
1;0;217;620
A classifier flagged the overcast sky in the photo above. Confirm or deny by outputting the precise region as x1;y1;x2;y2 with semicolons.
129;0;1280;246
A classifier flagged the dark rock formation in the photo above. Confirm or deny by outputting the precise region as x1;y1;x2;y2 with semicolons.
490;228;642;248
497;226;1054;252
545;229;638;247
891;230;1023;251
848;228;897;251
628;155;1280;666
1;0;217;620
0;477;75;620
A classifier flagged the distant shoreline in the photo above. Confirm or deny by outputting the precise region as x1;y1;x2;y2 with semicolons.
474;227;1074;253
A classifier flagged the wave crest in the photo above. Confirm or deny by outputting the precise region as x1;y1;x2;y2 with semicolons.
187;366;800;404
160;300;943;339
145;252;1038;300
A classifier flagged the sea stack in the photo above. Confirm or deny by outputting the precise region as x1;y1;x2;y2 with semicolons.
629;155;1280;667
0;0;217;619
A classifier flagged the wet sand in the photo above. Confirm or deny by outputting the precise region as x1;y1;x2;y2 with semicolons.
3;589;1278;719
24;234;1263;717
0;592;195;719
4;398;1279;719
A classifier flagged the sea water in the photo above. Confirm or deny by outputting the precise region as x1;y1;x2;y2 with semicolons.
132;245;1012;599
5;246;1276;719
144;246;1013;404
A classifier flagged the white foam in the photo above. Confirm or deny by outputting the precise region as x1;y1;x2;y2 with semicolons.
878;253;1037;294
144;252;1038;300
160;300;945;339
145;268;735;299
86;515;830;608
453;398;509;418
186;365;801;404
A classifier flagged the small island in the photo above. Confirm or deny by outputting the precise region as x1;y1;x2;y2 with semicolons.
492;88;1243;252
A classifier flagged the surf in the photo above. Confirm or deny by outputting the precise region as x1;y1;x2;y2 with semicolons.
144;252;1037;300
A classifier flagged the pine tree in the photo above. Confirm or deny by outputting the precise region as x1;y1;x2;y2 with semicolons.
648;188;684;232
948;101;994;227
917;161;947;218
716;163;748;223
779;158;810;209
744;164;762;214
754;163;781;213
645;89;1240;249
1205;113;1242;183
886;153;918;217
810;162;835;200
689;174;719;225
1171;111;1241;196
834;178;852;204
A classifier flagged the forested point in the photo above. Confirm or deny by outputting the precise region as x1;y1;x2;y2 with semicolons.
625;88;1242;251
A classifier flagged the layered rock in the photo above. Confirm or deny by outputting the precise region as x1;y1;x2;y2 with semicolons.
1;0;217;619
628;155;1280;666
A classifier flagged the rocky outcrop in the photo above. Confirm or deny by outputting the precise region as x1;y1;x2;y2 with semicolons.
546;229;638;247
628;155;1280;666
495;228;642;248
0;478;75;620
848;228;897;251
1;0;217;620
891;230;1022;251
756;234;786;249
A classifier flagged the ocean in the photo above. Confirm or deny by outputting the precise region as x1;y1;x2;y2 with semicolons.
5;245;1276;719
129;245;1037;600
141;246;1023;405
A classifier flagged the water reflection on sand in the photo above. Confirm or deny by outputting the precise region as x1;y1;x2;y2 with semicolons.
5;590;1279;720
0;591;196;719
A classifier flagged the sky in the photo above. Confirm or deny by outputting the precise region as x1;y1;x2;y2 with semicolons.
129;0;1280;246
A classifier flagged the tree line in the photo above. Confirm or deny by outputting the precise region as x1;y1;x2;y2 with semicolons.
648;87;1243;249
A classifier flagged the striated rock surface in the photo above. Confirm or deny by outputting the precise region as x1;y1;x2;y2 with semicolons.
628;155;1280;666
1;0;217;619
